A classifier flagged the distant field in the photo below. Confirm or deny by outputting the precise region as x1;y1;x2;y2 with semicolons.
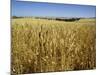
11;18;96;74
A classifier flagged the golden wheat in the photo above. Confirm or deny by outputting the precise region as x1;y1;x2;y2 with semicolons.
11;18;96;74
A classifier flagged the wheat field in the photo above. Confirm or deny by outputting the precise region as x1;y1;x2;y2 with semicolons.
11;18;96;74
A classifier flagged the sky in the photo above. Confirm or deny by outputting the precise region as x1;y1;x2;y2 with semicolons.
12;0;96;18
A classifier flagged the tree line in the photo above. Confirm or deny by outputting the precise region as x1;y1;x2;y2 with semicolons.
12;16;80;22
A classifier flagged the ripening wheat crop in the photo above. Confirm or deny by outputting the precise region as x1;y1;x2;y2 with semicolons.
11;18;96;74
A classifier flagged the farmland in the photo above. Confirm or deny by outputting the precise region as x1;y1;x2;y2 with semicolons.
11;18;96;74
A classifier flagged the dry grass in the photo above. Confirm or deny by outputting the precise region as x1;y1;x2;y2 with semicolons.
11;18;96;74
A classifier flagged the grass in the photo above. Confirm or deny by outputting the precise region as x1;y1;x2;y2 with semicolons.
11;18;96;74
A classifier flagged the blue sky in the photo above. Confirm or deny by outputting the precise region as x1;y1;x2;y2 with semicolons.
12;0;96;18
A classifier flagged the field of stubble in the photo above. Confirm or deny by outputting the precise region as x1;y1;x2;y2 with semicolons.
11;18;96;74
